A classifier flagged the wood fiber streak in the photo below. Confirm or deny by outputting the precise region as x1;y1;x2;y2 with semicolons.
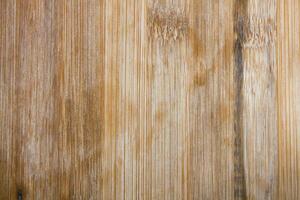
277;0;300;199
0;0;299;199
233;1;248;199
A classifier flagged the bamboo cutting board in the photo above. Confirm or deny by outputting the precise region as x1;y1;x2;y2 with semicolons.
0;0;299;199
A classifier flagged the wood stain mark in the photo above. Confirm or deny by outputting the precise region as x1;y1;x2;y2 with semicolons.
188;26;232;92
188;3;207;89
215;104;230;124
192;72;207;88
188;59;208;91
188;51;223;91
189;28;205;59
233;0;248;199
17;190;22;200
154;109;166;125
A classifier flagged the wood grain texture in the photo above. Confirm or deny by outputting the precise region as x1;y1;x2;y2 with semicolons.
0;0;299;199
277;0;300;199
237;1;278;199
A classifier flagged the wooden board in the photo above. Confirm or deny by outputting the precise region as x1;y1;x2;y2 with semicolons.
0;0;299;199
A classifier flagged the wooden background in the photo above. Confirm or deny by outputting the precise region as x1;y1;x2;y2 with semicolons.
0;0;299;199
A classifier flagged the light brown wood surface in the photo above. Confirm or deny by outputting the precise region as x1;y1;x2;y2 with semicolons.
0;0;299;199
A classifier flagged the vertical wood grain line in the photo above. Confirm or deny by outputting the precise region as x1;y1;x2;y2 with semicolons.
233;1;248;199
238;0;278;199
277;0;300;199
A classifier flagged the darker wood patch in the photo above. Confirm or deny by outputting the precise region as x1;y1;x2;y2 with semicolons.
189;28;205;59
155;108;166;125
233;0;248;199
192;73;207;88
216;104;230;124
17;190;23;200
